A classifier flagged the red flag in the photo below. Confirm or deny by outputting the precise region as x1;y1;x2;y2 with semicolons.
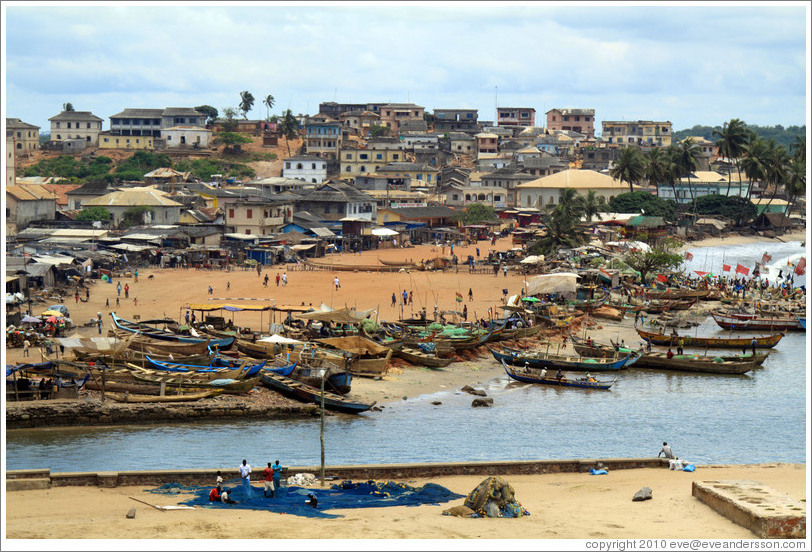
761;252;771;265
684;252;694;261
656;274;668;283
735;264;750;276
794;257;806;276
455;291;463;302
694;271;708;277
722;264;731;272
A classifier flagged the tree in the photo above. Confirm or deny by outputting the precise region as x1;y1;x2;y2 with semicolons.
608;191;678;221
239;91;255;119
673;138;701;206
368;125;390;137
221;107;239;132
622;241;684;284
691;194;756;226
784;155;806;215
580;189;606;223
609;147;645;193
63;102;74;112
278;109;299;156
713;118;749;197
644;147;670;191
76;206;112;222
461;203;497;224
195;105;219;126
741;137;769;199
216;131;252;154
527;188;589;255
263;95;275;120
121;206;154;228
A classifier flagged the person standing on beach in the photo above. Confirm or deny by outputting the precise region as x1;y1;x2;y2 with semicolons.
391;292;397;307
468;288;473;302
272;460;283;491
23;339;30;357
408;291;413;305
134;269;138;283
402;290;408;305
117;282;122;297
263;274;269;287
658;442;675;459
276;273;281;286
263;462;275;498
334;276;340;290
462;304;468;321
124;284;129;299
282;273;288;286
239;459;252;499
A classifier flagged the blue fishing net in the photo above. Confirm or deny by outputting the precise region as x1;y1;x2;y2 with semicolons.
147;479;464;519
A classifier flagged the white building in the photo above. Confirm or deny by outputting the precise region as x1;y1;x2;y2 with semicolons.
163;126;212;149
48;110;104;146
517;169;634;208
282;155;328;184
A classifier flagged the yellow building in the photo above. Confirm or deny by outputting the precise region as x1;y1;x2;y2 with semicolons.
6;118;40;154
340;147;406;178
602;120;672;148
98;132;154;150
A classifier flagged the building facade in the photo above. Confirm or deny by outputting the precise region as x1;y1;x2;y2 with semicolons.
445;185;507;209
296;181;377;222
377;163;439;187
109;107;205;137
497;107;536;127
6;118;40;154
602;120;673;148
432;109;479;133
6;135;15;187
545;108;596;138
223;199;292;235
163;126;213;149
5;185;58;230
48;110;104;146
517;169;630;208
98;133;154;150
283;155;328;183
305;121;342;159
340;146;405;178
378;103;425;134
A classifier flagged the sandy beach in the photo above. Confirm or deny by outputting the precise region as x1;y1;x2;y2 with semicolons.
3;464;806;541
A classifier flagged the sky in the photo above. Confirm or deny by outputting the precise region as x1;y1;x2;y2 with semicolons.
2;2;809;135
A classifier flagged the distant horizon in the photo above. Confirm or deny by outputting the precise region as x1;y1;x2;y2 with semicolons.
3;3;808;134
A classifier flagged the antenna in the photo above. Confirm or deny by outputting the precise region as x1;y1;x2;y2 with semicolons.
494;86;498;122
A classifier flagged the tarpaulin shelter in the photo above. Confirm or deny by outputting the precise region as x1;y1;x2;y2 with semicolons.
297;304;377;324
257;334;303;345
524;272;579;297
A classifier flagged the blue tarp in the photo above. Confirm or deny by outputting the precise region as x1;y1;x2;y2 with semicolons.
147;479;464;519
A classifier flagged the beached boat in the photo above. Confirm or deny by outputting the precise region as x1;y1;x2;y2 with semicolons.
130;371;261;394
635;328;785;348
145;355;266;376
259;372;375;414
393;346;454;368
106;389;222;403
303;259;404;272
710;312;804;332
632;352;757;374
488;345;634;371
266;357;352;394
315;336;394;377
110;313;235;348
110;330;213;355
378;259;419;268
501;360;616;390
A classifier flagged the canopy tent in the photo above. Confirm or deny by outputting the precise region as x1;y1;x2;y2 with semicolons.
257;334;303;345
371;227;399;237
524;272;579;297
53;336;126;350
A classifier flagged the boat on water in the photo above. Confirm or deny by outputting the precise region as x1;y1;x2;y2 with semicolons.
635;327;785;348
110;313;235;348
631;352;758;374
488;345;635;371
710;312;804;332
259;372;375;414
501;360;616;390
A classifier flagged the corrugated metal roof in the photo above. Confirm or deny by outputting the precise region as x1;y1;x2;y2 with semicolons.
82;187;183;207
311;227;336;237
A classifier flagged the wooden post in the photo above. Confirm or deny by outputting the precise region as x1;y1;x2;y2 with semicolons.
320;371;326;487
160;381;166;397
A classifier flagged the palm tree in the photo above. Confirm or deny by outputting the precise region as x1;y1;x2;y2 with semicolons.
674;138;701;205
609;147;645;193
530;188;589;255
264;95;275;120
644;146;669;190
760;141;789;212
784;155;806;215
713;118;749;197
741;137;769;199
790;135;805;163
278;109;299;156
580;189;606;223
239;91;255;119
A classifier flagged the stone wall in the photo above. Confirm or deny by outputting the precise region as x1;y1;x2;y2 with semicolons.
5;399;319;429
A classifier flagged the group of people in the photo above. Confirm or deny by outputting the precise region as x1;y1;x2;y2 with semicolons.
210;459;284;504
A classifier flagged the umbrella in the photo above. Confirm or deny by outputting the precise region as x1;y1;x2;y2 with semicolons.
21;315;41;324
521;297;541;303
46;316;59;323
42;310;64;317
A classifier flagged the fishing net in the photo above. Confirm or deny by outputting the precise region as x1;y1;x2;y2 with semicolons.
462;477;529;518
146;479;464;519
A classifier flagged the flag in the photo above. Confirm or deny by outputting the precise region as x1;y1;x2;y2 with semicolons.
722;264;731;272
794;257;806;276
762;252;771;265
455;292;463;302
735;264;750;276
787;259;793;267
656;274;668;283
684;252;694;261
694;271;708;277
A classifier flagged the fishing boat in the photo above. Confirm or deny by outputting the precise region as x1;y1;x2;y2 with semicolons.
303;259;404;272
131;371;261;394
800;318;806;330
709;312;804;332
106;389;222;403
488;345;634;371
636;328;785;348
145;355;266;376
501;360;616;390
110;330;213;355
378;259;419;268
315;336;394;377
393;346;454;368
266;357;352;394
632;352;757;374
259;372;375;414
110;313;235;348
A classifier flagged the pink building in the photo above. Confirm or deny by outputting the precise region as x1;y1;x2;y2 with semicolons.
497;107;535;127
546;108;595;137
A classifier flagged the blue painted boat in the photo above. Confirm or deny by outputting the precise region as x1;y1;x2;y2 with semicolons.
502;360;616;390
489;345;633;371
266;360;352;394
145;355;266;375
799;317;806;330
110;312;235;348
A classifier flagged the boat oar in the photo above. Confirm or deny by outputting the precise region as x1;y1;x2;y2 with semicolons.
128;496;166;512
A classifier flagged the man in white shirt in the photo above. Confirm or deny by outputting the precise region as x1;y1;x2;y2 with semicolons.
239;459;252;500
658;442;675;459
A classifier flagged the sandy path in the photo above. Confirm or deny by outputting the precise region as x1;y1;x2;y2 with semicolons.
4;464;805;540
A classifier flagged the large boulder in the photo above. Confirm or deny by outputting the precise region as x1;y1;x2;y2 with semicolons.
461;385;487;396
632;487;653;501
471;398;493;407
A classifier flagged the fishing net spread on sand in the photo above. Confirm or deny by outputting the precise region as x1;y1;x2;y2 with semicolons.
459;476;530;518
147;479;464;519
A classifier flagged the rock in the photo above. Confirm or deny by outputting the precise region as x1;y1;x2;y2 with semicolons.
632;487;653;501
461;385;486;396
431;401;442;405
402;396;408;400
126;507;136;519
443;504;475;517
471;398;493;408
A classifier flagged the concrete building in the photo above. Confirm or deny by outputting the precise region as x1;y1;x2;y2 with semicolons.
108;107;206;137
475;132;499;156
517;169;632;208
305;121;342;159
497;107;535;127
296;180;377;222
602;120;672;148
6;135;15;187
657;170;749;204
339;110;381;135
445;184;507;209
481;167;535;207
282;155;328;183
318;101;386;118
5;185;58;231
377;163;439;187
432;109;479;133
441;132;477;156
6;118;40;154
545;108;596;138
163;126;212;149
81;186;183;226
48;110;104;146
340;146;405;178
223;198;293;235
378;103;425;134
98;133;154;150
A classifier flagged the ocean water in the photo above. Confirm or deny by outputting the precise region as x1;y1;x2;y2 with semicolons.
5;242;808;472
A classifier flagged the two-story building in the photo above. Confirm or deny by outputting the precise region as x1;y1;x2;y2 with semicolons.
432;109;479;133
340;145;405;178
656;170;749;204
48;110;104;147
282;155;328;183
480;167;536;207
163;126;213;149
296;180;377;222
109;107;206;138
6;185;58;231
475;132;499;156
98;133;154;150
318;101;385;118
6;135;15;187
602;120;672;148
545;108;596;138
222;197;293;235
445;185;507;209
378;103;425;134
305;121;342;159
6;118;40;154
683;136;718;171
440;132;477;156
401;132;440;152
517;154;568;177
377;163;439;188
339;110;380;135
497;107;536;127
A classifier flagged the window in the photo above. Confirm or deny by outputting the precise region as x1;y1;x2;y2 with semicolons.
452;194;458;200
324;204;330;214
285;162;291;169
297;163;303;169
376;153;382;160
56;122;61;128
360;154;368;160
247;209;252;218
67;122;72;128
346;153;352;160
346;165;352;172
393;154;399;160
229;208;235;218
311;163;316;169
57;134;61;140
87;123;92;128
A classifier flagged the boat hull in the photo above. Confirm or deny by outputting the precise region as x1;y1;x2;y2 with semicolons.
502;360;614;389
636;328;785;348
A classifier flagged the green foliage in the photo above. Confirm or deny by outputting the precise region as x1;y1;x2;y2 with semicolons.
527;188;589;255
263;95;275;119
195;105;218;126
63;102;74;112
460;203;497;224
239;91;255;119
608;192;678;220
278;109;299;156
609;147;646;192
113;151;172;181
368;125;390;137
221;107;238;131
673;123;805;152
690;194;757;225
121;206;154;228
76;206;112;222
173;158;255;180
22;155;113;180
623;241;685;283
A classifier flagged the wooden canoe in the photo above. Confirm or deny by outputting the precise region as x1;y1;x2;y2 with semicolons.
502;360;615;390
106;389;221;403
636;328;785;348
632;352;757;374
710;312;804;332
489;345;634;371
259;372;375;414
393;346;454;368
110;313;234;348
